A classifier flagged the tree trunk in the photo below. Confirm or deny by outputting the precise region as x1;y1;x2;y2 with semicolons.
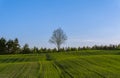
57;44;60;52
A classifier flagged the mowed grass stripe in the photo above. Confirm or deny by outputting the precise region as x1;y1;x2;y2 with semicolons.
55;59;102;78
79;55;120;72
84;56;120;72
13;62;39;78
0;62;40;78
54;54;120;78
0;63;25;78
0;54;45;64
76;56;120;77
38;61;60;78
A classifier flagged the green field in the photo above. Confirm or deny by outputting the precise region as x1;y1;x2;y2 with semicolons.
0;50;120;78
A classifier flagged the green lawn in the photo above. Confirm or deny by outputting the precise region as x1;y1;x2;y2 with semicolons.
0;50;120;78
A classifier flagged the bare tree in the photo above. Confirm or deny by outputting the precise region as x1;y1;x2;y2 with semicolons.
49;28;67;51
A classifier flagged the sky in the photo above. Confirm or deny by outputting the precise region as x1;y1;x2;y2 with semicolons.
0;0;120;48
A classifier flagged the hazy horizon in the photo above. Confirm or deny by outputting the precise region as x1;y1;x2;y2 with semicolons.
1;0;120;48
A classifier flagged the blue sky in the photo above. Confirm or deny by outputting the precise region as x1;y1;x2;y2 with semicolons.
0;0;120;48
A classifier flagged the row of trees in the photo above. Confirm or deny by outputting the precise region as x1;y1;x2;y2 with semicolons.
0;37;120;54
0;37;33;54
0;37;20;54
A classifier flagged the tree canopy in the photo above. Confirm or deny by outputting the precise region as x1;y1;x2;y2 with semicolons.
49;28;67;51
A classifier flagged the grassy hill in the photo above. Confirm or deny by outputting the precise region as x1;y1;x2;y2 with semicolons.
0;50;120;78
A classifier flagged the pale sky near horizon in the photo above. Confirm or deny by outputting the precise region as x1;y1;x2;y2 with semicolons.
0;0;120;48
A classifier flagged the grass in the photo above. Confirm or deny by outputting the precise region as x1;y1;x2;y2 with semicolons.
0;50;120;78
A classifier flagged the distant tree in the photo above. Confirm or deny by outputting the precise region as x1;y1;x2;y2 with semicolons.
49;28;67;51
47;48;52;52
39;47;43;53
42;48;47;52
6;39;14;54
78;47;81;51
32;46;39;53
66;47;71;52
117;44;120;50
5;38;20;54
59;47;65;52
0;37;7;54
52;48;57;52
22;44;31;54
13;38;20;53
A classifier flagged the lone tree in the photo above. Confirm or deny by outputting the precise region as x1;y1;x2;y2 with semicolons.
49;28;67;51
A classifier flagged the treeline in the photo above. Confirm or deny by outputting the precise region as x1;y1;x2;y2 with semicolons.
0;37;120;54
